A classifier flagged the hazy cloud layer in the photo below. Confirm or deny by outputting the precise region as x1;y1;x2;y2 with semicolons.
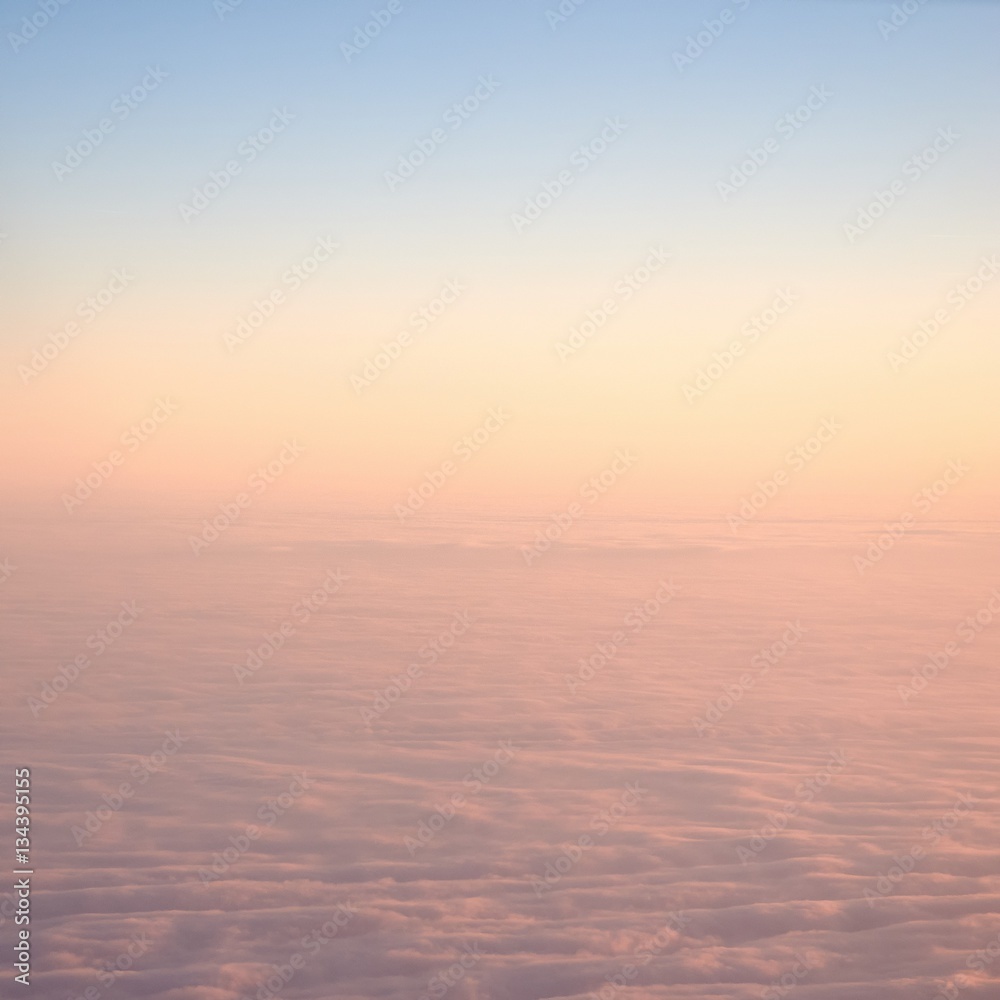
3;514;998;999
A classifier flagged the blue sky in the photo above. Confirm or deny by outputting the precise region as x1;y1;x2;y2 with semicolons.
2;0;998;511
4;0;997;285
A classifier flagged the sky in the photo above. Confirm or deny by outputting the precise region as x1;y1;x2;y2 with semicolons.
3;7;1000;997
1;0;998;519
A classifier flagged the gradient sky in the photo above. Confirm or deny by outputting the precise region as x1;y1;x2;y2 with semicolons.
2;0;998;517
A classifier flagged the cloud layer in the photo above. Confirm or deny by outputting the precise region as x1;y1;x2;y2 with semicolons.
3;513;999;999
